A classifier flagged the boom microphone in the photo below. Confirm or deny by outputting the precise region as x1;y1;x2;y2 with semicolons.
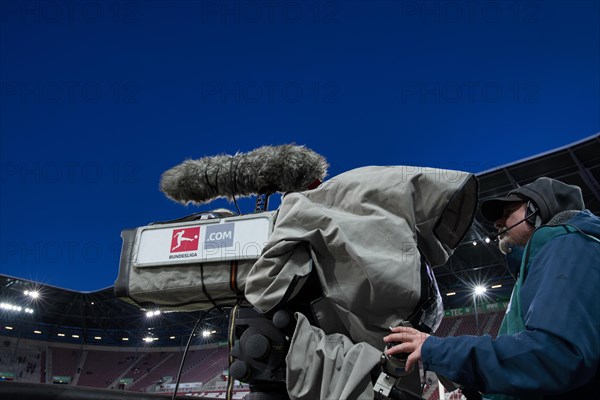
486;203;539;241
160;144;328;205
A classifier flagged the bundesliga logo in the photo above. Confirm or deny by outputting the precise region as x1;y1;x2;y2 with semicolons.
170;227;200;253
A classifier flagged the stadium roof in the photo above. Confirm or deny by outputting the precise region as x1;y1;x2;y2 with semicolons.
1;133;598;342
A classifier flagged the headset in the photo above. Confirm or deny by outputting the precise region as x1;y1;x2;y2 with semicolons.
488;200;540;241
525;200;542;228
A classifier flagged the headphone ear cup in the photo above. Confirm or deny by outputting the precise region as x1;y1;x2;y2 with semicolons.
526;201;542;228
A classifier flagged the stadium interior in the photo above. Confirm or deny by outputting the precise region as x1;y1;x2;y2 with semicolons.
1;133;598;400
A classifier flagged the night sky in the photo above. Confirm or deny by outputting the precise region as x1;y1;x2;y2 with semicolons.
1;1;598;291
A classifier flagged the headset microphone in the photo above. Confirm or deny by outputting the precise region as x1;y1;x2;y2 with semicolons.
486;201;540;241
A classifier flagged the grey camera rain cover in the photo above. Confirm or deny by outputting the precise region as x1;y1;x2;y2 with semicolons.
245;165;478;349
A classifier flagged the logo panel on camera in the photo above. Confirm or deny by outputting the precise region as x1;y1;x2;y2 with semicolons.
170;227;200;253
204;223;235;249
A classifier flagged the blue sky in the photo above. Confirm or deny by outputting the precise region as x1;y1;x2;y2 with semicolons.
0;0;598;291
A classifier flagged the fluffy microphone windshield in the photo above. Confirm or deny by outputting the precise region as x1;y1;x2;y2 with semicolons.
160;144;328;205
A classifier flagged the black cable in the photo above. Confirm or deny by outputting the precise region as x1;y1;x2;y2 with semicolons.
204;161;221;196
200;263;226;316
229;155;241;215
226;302;241;400
170;307;217;400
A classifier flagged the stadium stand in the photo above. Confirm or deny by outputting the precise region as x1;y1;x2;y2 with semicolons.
0;336;43;383
434;311;505;338
127;351;179;391
77;349;139;388
181;348;229;386
50;347;82;383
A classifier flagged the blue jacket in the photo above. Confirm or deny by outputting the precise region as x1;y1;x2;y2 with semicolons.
422;210;600;399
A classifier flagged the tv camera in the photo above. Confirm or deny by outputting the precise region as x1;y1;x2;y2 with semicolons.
114;144;479;400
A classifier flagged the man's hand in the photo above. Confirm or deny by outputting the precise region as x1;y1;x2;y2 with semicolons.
383;326;430;372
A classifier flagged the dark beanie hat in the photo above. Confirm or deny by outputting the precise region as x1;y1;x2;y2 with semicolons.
480;177;584;224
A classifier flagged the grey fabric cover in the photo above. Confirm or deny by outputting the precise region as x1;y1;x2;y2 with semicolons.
286;312;382;400
246;166;478;349
121;258;254;310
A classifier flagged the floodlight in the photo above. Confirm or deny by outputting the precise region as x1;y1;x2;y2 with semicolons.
474;285;487;295
145;310;161;318
24;290;40;299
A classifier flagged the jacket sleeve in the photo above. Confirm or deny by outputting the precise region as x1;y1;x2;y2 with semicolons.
421;234;600;396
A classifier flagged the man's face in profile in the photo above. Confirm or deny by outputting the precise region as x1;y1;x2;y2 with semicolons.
494;202;535;254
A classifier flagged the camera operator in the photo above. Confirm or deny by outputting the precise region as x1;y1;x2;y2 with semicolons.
384;177;600;399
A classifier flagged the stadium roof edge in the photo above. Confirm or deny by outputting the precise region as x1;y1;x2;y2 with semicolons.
0;272;94;294
476;132;600;175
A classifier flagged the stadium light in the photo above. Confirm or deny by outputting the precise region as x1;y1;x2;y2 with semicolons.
24;290;40;299
1;303;19;311
201;330;217;338
145;310;161;318
1;302;33;314
474;285;487;295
